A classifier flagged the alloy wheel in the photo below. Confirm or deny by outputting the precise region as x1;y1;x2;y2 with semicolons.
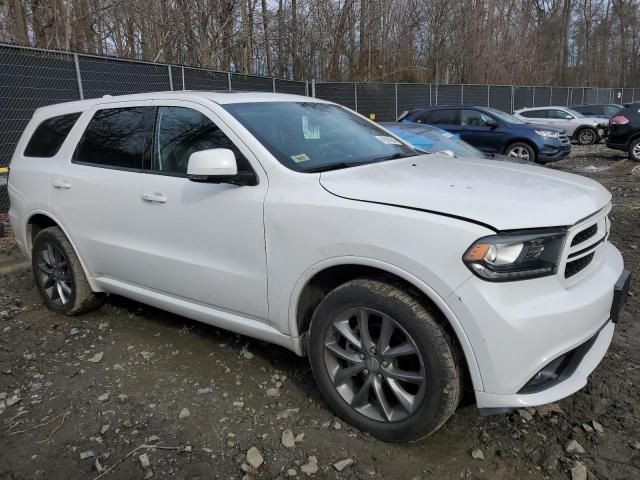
632;142;640;160
37;242;73;306
323;307;427;422
508;146;530;160
578;129;595;145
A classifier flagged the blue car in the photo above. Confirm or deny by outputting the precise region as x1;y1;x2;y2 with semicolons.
398;106;571;163
380;122;531;163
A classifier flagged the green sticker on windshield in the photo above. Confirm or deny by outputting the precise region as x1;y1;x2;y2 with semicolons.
291;153;311;163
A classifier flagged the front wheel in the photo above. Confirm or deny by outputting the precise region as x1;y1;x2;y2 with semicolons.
32;226;103;315
628;139;640;162
505;142;536;163
308;279;461;441
576;127;597;145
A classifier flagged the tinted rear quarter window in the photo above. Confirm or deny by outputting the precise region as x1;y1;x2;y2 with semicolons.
24;112;81;157
75;107;148;169
520;110;547;118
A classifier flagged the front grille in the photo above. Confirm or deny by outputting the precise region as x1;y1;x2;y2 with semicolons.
571;224;598;246
565;252;595;278
559;132;570;144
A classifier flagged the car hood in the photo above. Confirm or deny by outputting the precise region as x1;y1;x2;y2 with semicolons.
580;116;609;126
319;155;611;231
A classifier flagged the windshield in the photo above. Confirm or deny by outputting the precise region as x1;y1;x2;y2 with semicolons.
563;107;584;118
223;102;417;172
484;107;527;124
383;124;486;159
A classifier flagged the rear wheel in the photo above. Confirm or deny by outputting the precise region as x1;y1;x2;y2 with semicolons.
32;226;103;315
308;279;461;441
575;127;597;145
505;142;536;162
628;139;640;162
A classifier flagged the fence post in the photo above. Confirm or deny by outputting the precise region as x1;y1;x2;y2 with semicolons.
461;84;464;105
511;86;514;112
549;87;552;106
272;77;276;93
73;53;84;100
486;85;490;107
168;65;173;91
354;83;358;112
227;72;232;91
311;78;316;98
532;87;535;107
181;66;185;90
395;83;398;119
435;84;439;106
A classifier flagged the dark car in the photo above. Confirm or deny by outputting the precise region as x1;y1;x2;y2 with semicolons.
398;106;571;163
572;104;623;118
380;122;532;164
606;103;640;161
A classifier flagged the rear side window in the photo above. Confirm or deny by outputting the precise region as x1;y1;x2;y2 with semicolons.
75;107;147;169
520;110;547;118
426;109;458;125
24;112;81;158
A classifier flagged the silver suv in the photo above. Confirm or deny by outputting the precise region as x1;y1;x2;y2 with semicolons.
513;106;608;145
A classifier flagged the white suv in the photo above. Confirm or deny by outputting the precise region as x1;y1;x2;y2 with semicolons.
8;92;630;441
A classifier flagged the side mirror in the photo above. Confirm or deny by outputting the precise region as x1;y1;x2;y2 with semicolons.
485;118;498;128
187;148;257;186
438;149;456;157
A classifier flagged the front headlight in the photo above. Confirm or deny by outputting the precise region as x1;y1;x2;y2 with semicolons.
463;229;567;281
535;130;560;139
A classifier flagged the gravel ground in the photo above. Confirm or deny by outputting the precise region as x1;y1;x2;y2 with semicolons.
0;145;639;480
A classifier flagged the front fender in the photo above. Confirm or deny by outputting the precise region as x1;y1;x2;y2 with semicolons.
287;255;484;392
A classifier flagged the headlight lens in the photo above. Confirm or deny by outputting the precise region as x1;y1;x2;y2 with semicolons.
535;130;560;139
463;229;567;281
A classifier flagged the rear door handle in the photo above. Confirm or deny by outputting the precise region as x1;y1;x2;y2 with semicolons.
141;193;167;204
52;180;71;190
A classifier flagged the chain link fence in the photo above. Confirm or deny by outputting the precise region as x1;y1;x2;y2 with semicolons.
314;82;639;122
1;42;639;214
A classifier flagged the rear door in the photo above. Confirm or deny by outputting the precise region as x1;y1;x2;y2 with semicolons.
49;101;152;282
133;100;269;320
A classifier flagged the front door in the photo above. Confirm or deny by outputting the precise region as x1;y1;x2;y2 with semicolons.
134;101;269;321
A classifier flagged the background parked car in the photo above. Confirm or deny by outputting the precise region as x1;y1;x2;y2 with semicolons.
381;122;532;164
606;102;640;161
513;106;608;145
398;106;570;163
572;103;623;118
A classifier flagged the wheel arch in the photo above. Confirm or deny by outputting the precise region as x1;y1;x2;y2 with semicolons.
26;211;102;292
503;138;538;155
289;257;483;391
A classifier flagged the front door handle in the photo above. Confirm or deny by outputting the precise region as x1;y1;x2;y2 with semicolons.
141;193;167;204
52;179;71;190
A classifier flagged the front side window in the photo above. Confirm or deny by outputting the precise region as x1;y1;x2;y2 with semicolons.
461;110;495;126
224;102;416;172
24;112;81;158
75;107;147;169
152;106;250;175
605;105;622;116
427;109;458;125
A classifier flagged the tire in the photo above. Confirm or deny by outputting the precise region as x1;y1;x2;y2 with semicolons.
575;127;597;145
505;142;536;163
628;138;640;162
308;278;461;441
32;226;103;315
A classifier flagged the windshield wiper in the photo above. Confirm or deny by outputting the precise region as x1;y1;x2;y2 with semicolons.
304;162;354;173
304;153;417;173
367;152;418;163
